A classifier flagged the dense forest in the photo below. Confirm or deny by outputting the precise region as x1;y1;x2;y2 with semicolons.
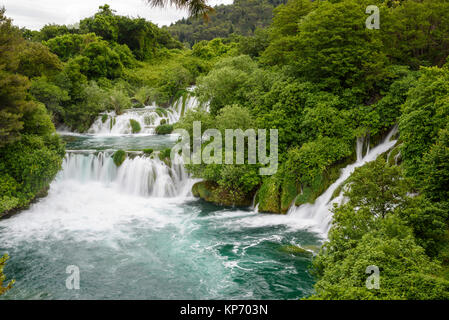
165;0;287;46
1;0;449;299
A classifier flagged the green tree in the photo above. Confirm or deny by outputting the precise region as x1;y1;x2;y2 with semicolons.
291;0;388;97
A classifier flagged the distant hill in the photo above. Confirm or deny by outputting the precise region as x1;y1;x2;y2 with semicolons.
165;0;287;46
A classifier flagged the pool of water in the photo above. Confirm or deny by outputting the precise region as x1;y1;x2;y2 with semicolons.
0;133;319;300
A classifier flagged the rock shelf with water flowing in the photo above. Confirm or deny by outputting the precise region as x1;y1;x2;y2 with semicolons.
88;88;203;135
63;151;195;198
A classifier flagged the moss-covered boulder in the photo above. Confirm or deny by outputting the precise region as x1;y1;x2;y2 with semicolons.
257;177;281;213
113;150;126;166
255;176;298;214
280;178;297;213
192;181;253;207
129;119;141;133
155;124;173;135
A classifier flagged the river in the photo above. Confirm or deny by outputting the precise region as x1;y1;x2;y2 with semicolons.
0;133;319;299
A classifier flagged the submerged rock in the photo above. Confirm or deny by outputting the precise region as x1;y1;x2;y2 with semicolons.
279;245;313;256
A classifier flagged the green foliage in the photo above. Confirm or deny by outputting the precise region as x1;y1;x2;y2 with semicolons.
112;150;126;166
311;220;449;300
30;76;70;125
158;148;172;162
0;254;14;296
422;125;449;202
18;41;63;78
80;5;182;60
143;148;153;155
0;134;64;215
129;119;141;133
291;0;388;97
310;158;449;299
343;158;409;218
155;124;174;135
0;8;65;216
166;0;284;46
196;55;258;114
400;66;449;184
381;0;449;68
260;0;315;65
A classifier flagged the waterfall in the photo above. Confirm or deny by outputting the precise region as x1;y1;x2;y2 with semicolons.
88;87;203;135
288;126;398;237
62;151;195;198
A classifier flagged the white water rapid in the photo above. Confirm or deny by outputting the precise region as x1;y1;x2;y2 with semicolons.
88;88;203;135
62;151;195;198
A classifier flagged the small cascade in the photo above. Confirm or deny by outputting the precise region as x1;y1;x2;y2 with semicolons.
62;151;195;198
288;126;399;237
356;136;365;162
88;87;203;135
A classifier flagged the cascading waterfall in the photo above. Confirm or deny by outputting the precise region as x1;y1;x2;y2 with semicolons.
88;87;203;135
287;126;399;237
62;151;195;198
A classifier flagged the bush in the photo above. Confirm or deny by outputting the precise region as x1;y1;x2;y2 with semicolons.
155;124;173;135
113;150;126;166
129;119;141;133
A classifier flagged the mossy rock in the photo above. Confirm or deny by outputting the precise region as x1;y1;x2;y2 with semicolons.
155;124;173;135
129;119;141;133
257;177;281;214
160;118;167;125
279;245;313;256
143;148;153;155
192;181;253;207
113;150;126;166
280;178;298;213
101;114;108;123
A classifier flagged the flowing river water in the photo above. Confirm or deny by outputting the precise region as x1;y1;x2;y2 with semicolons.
0;132;320;299
0;89;398;299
